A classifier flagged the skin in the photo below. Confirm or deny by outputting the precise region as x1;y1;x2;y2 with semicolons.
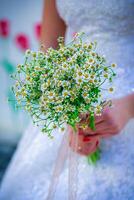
40;0;66;49
69;94;134;155
41;0;134;156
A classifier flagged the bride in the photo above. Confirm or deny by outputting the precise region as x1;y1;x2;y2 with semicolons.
0;0;134;199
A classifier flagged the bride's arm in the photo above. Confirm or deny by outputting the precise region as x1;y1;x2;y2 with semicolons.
40;0;66;49
127;93;134;118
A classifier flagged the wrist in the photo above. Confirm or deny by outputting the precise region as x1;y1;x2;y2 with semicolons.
123;93;134;120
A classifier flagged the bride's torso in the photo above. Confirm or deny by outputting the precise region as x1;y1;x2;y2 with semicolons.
57;0;134;37
57;0;134;97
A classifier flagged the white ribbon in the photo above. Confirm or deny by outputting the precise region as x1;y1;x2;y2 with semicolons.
46;127;79;200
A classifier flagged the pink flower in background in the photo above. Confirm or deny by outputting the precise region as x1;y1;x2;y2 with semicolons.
0;19;10;38
15;34;30;51
35;23;41;40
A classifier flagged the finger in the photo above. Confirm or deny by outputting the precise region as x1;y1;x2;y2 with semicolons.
93;122;110;132
77;140;99;156
93;117;114;132
83;135;99;142
69;132;97;152
91;128;119;138
77;113;110;136
78;119;110;136
84;127;111;137
78;127;96;135
78;128;97;136
95;115;104;124
70;133;100;156
78;115;105;132
97;132;114;138
79;114;104;126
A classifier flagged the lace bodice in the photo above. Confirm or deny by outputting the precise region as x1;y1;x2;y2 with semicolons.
57;0;134;97
57;0;134;37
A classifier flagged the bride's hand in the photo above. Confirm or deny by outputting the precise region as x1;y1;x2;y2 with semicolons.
81;94;134;139
69;94;134;155
69;127;100;156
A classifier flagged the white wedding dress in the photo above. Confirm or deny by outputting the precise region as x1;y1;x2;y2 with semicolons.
0;0;134;199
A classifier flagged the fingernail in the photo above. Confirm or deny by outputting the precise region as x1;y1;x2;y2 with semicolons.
96;140;99;147
83;136;91;142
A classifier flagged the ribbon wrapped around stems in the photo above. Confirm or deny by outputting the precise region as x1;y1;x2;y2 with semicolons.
46;126;79;200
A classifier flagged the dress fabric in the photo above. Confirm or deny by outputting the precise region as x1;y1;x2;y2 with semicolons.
0;0;134;199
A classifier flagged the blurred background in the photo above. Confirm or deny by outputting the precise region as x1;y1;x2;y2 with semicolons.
0;0;43;183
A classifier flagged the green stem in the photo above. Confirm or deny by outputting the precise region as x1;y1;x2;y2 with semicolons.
87;148;101;165
89;113;95;131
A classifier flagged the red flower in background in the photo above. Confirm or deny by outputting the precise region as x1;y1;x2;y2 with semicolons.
0;19;10;38
35;23;41;40
15;34;30;51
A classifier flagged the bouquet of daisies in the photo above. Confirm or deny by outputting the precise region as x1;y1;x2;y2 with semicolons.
12;33;116;162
